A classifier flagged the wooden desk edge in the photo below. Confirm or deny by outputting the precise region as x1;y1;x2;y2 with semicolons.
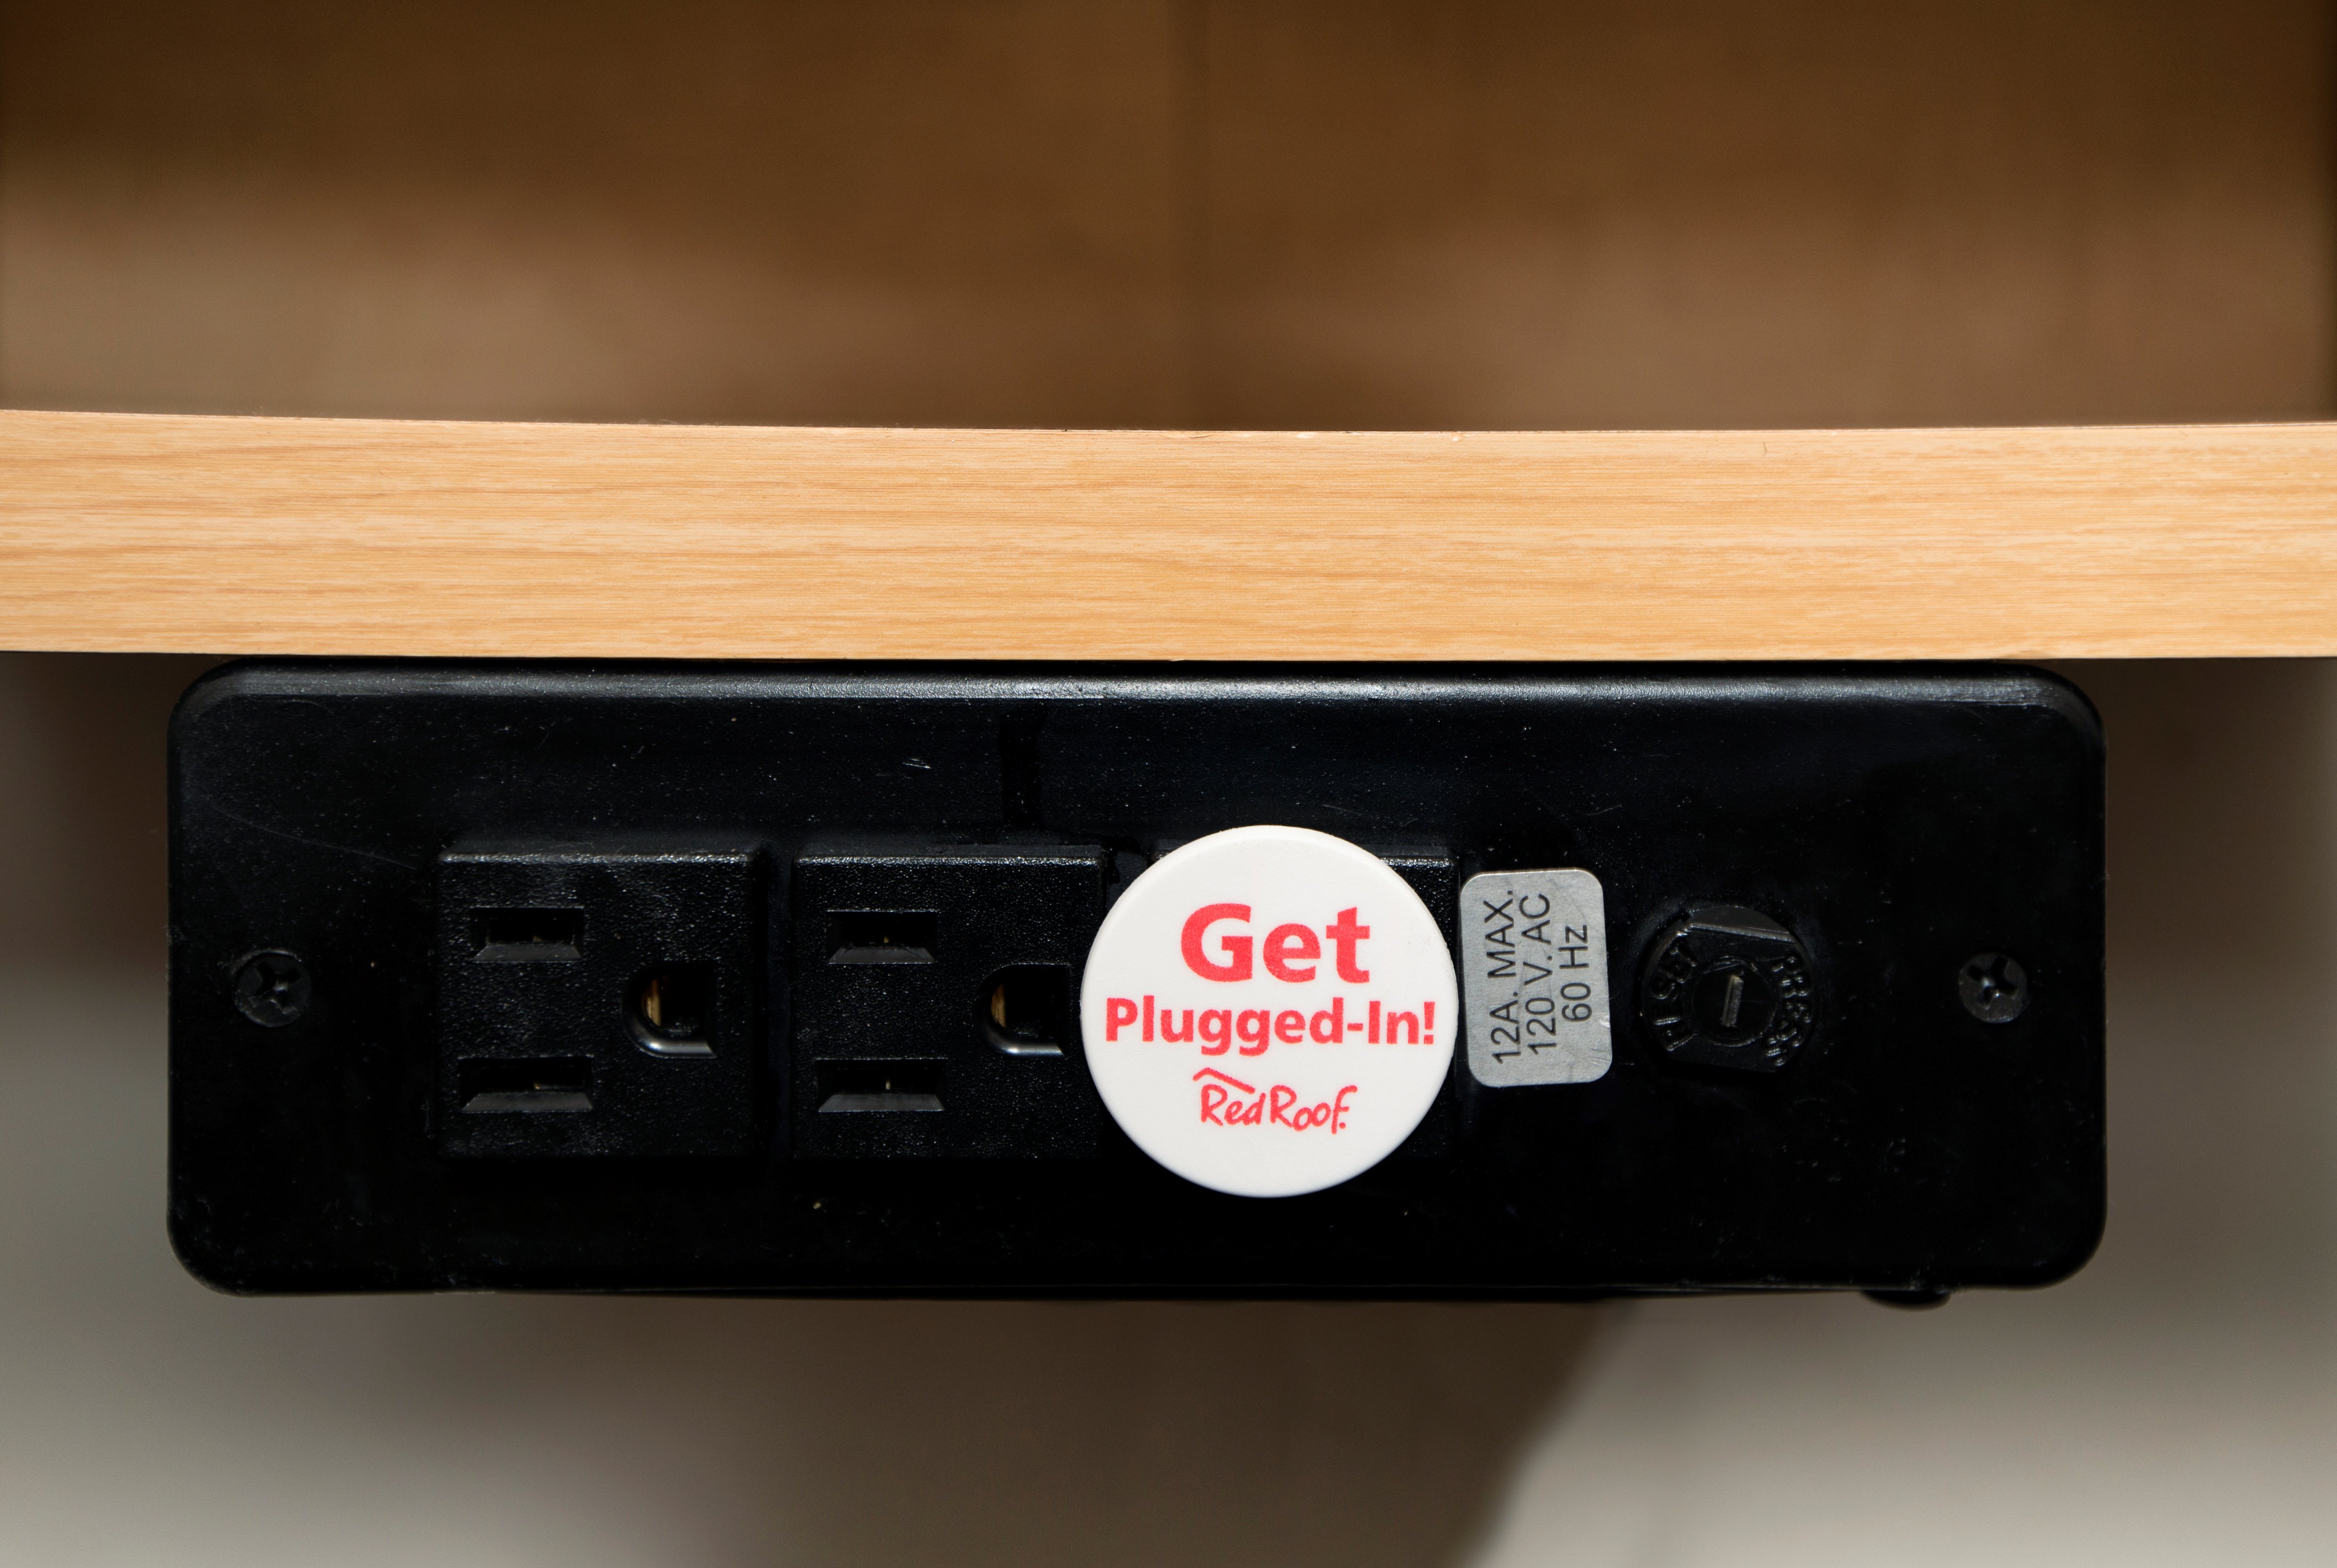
3;410;2331;659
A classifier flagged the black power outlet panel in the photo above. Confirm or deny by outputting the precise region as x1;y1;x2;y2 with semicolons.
167;662;2105;1299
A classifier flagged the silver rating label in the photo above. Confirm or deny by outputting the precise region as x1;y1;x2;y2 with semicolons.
1461;869;1612;1087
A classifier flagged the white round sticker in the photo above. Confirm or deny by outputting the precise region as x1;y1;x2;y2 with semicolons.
1080;825;1458;1198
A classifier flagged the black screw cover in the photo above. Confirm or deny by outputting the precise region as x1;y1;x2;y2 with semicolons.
1640;906;1814;1072
231;951;311;1028
1959;952;2028;1023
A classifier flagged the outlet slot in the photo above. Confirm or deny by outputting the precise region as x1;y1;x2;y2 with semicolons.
828;910;937;965
817;1060;945;1113
458;1057;593;1114
980;965;1070;1056
473;908;584;961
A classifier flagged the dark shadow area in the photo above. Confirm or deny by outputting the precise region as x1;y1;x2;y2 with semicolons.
0;652;218;965
2072;659;2337;1303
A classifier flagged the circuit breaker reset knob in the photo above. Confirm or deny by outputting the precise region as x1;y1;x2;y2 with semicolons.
1640;905;1816;1073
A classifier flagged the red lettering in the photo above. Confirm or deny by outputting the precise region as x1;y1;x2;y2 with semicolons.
1309;996;1345;1042
1274;1009;1305;1043
1263;923;1320;982
1386;1008;1420;1044
1325;907;1372;982
1368;999;1381;1043
1190;1078;1359;1135
1142;993;1155;1041
1105;997;1138;1041
1236;1009;1271;1055
1198;1009;1232;1053
1161;1008;1194;1042
1181;904;1252;981
1423;999;1434;1044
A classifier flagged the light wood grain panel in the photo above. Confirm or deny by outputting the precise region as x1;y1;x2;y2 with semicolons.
2;410;2330;658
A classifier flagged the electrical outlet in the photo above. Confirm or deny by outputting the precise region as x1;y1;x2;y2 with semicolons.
435;844;761;1158
790;847;1109;1159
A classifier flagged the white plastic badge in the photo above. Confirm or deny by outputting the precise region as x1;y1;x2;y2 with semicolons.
1079;825;1458;1198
